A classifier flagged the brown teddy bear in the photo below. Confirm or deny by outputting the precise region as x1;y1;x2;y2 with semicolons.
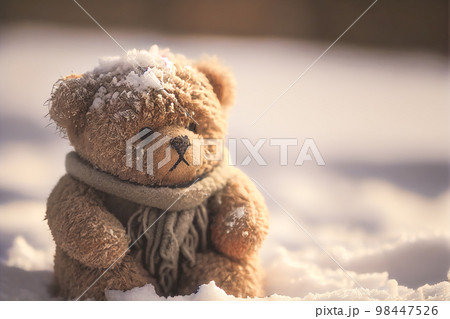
46;46;269;300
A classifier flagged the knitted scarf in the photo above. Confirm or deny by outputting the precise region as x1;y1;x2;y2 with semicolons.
65;152;231;296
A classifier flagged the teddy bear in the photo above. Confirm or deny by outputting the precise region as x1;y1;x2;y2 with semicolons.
46;46;269;300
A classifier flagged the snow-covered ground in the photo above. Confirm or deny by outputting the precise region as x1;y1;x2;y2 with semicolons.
0;24;448;301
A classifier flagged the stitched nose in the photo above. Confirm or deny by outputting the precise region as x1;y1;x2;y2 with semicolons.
170;135;190;155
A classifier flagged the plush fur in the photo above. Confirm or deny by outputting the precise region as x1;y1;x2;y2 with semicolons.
46;47;269;300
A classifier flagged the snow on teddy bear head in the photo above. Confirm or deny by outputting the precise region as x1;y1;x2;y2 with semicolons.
87;46;175;112
48;45;235;187
92;46;173;99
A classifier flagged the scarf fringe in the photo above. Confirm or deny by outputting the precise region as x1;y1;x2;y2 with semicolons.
127;204;208;296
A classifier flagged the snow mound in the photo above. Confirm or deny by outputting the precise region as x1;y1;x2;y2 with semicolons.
106;280;450;301
106;281;231;301
4;236;53;271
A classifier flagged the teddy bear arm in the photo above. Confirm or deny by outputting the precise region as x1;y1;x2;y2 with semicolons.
46;175;129;268
209;172;269;261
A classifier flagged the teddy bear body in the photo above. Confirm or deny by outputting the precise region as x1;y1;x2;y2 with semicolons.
46;47;268;300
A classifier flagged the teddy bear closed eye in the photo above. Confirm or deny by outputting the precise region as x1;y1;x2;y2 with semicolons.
46;46;269;300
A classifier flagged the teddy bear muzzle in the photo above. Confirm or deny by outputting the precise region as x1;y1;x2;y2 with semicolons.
169;135;191;171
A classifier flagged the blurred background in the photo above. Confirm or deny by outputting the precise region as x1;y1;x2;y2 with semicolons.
0;0;449;300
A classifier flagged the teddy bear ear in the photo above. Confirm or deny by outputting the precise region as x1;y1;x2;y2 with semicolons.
195;57;235;109
49;74;93;132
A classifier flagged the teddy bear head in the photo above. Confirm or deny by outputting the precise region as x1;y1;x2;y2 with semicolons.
49;46;235;186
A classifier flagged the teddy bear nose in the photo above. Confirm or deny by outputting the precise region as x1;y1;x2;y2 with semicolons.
170;135;191;155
